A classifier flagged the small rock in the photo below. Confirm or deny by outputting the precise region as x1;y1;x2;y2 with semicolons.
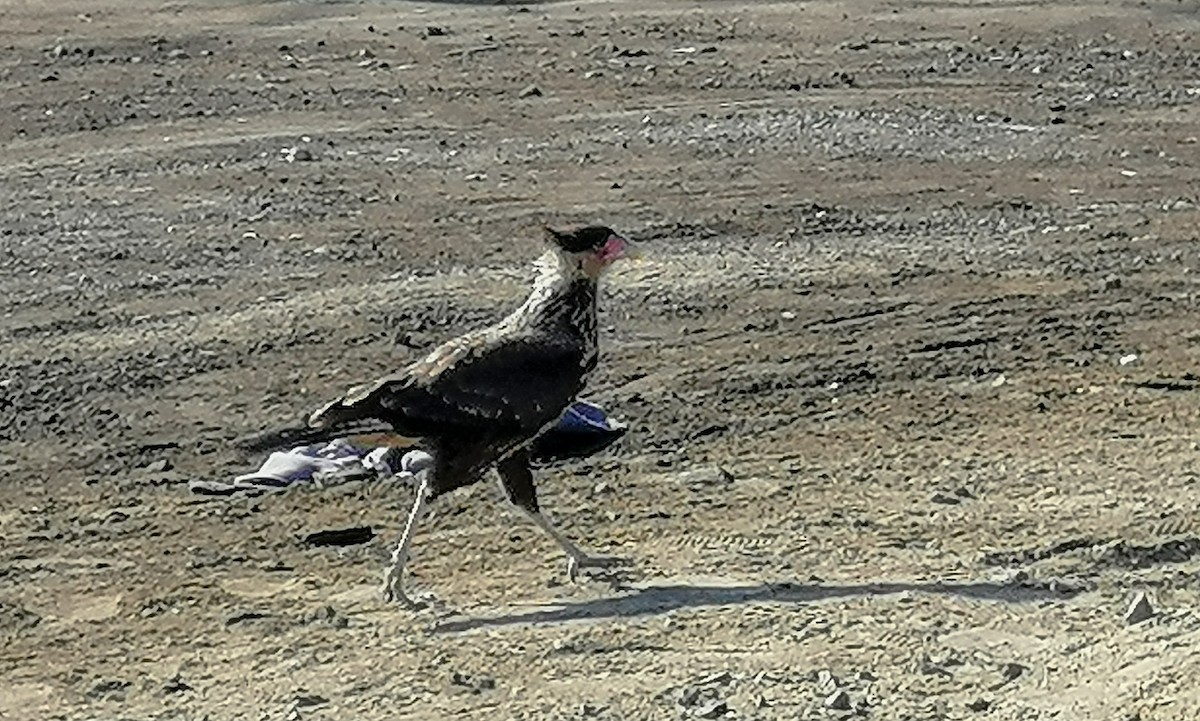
294;694;328;708
162;674;191;694
1124;591;1154;625
966;698;991;712
88;679;131;700
999;662;1026;683
824;689;851;711
677;465;734;487
930;491;961;505
518;84;543;98
426;25;447;37
1118;353;1139;366
167;48;189;60
143;458;173;472
1102;274;1122;290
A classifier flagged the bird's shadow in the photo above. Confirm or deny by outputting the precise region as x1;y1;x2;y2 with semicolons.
431;577;1085;634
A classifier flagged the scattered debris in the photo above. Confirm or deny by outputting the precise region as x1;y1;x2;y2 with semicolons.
294;694;329;708
1124;591;1154;625
824;688;852;710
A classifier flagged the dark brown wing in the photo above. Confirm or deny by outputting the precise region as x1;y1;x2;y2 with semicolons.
309;329;589;439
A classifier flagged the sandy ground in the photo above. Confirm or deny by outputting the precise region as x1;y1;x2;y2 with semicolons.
3;0;1200;718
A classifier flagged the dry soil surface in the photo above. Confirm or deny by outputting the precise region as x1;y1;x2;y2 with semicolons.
3;0;1200;719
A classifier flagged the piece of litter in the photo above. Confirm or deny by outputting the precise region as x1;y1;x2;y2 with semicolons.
824;689;851;710
1124;591;1154;625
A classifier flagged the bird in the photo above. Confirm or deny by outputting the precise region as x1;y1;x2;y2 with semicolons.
235;224;639;608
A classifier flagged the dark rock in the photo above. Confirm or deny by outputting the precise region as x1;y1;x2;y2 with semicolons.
225;610;270;626
88;679;131;700
295;694;328;708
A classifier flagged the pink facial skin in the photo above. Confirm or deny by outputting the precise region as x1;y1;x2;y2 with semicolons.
596;234;629;264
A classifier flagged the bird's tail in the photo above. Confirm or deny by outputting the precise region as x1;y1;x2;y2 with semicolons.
231;416;413;454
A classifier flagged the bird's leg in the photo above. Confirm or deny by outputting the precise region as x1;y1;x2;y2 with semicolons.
521;509;625;582
382;477;431;608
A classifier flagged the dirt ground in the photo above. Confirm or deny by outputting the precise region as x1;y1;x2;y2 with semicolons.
3;0;1200;718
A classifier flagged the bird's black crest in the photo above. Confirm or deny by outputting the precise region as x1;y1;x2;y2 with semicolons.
543;225;613;254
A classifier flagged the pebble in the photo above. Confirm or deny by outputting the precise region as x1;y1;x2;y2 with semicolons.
142;458;173;472
294;694;329;708
88;679;131;700
677;465;734;487
1124;591;1154;625
519;84;543;98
